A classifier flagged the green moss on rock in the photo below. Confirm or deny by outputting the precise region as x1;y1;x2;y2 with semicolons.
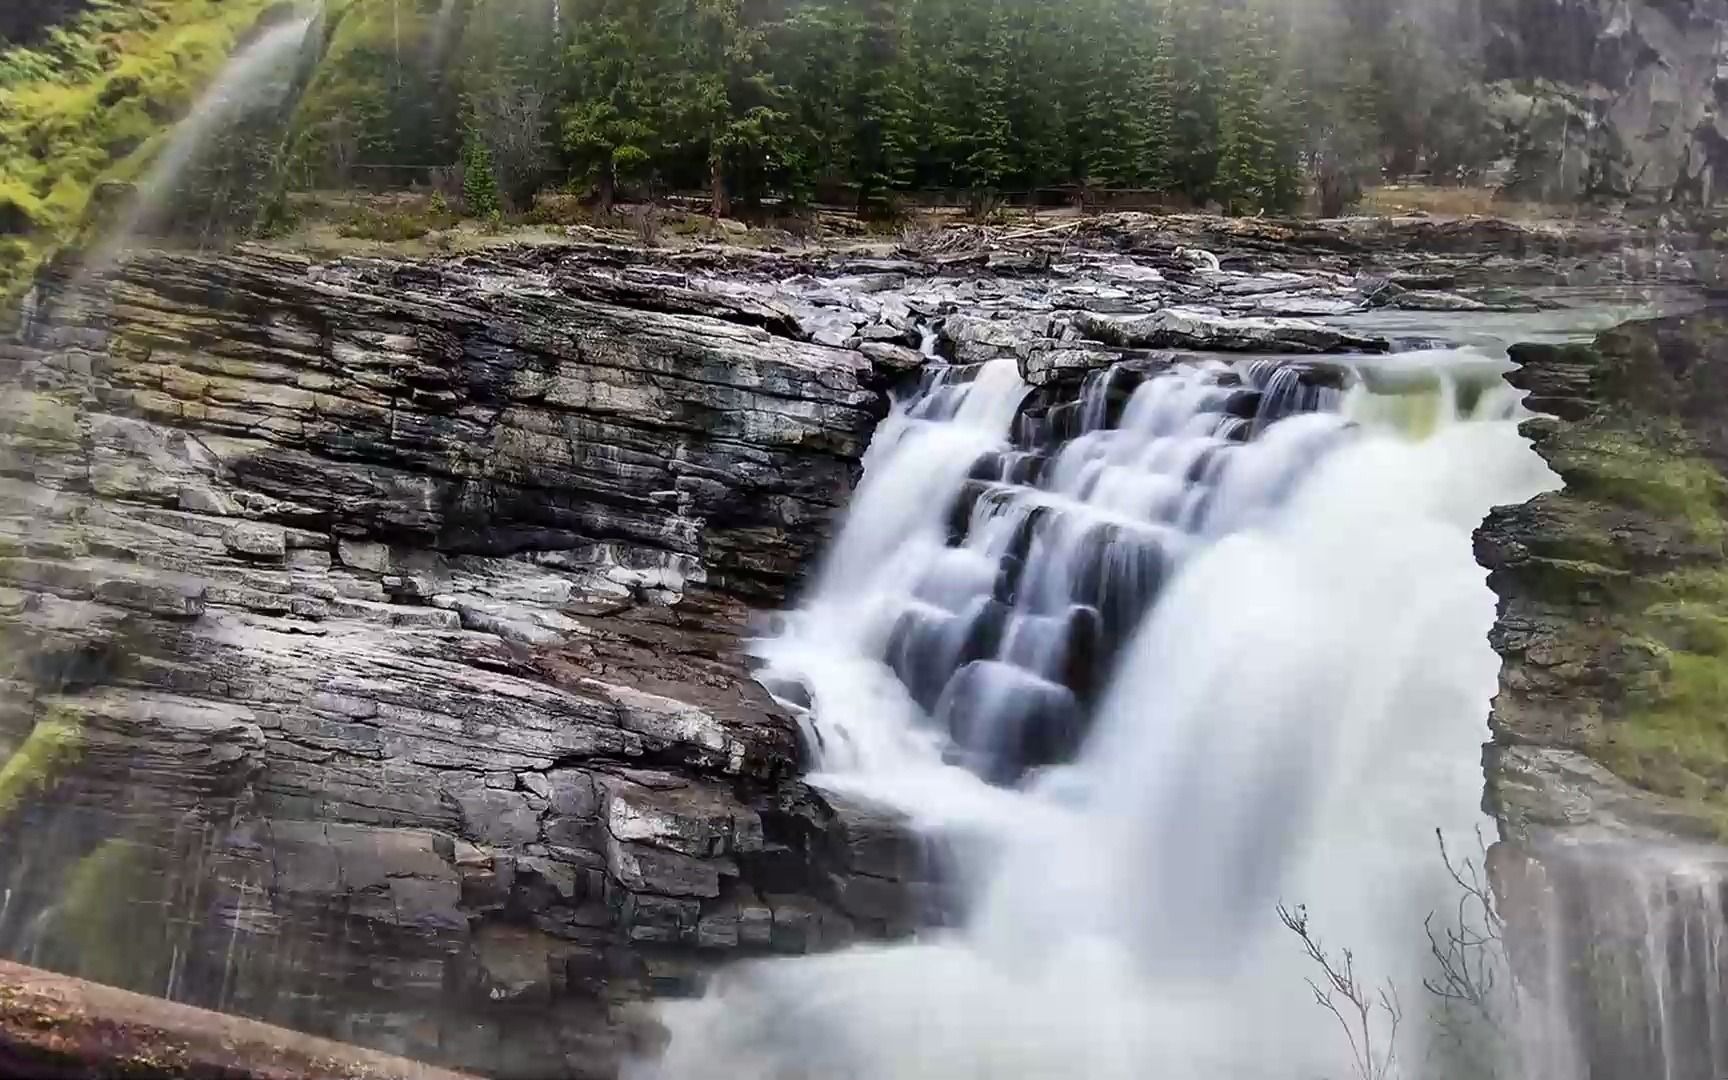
0;706;84;819
39;838;163;989
1490;312;1728;836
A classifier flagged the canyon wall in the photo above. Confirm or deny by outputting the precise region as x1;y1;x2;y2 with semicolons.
0;246;931;1078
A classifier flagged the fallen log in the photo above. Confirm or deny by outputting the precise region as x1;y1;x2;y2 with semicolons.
0;959;477;1080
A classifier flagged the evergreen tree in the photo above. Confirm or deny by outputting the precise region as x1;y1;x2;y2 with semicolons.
1141;7;1177;192
462;132;501;216
268;0;1517;219
1077;0;1140;188
1168;0;1221;200
666;0;791;215
561;0;664;212
1000;0;1068;195
850;0;912;216
769;0;863;202
957;6;1012;207
1215;7;1276;215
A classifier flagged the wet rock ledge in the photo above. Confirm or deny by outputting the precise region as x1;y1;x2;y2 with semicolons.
1478;308;1728;840
0;247;932;1078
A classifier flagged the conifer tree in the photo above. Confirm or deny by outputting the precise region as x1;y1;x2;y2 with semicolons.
962;12;1012;206
1141;8;1178;192
462;132;501;217
1215;7;1275;215
561;0;663;213
851;0;913;216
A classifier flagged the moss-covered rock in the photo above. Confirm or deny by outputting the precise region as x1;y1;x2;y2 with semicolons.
0;705;83;819
1480;311;1728;837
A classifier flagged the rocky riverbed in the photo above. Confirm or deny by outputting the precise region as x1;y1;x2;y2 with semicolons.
0;211;1720;1077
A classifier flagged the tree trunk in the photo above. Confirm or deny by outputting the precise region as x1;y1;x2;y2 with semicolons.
596;164;615;219
710;155;729;219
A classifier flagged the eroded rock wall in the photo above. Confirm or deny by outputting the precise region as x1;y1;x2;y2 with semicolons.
1476;309;1728;1077
0;247;931;1078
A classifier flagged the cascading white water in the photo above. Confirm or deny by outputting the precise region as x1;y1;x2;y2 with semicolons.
1512;838;1728;1080
645;344;1560;1079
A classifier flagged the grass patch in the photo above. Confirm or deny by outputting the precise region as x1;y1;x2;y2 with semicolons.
336;195;458;241
0;0;278;307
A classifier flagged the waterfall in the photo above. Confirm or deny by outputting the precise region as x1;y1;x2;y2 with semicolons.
643;343;1564;1079
1509;839;1728;1080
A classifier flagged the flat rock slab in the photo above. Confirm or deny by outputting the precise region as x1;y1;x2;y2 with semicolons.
0;958;476;1079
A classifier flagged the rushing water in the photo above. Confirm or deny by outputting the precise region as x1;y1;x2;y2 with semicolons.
641;339;1568;1079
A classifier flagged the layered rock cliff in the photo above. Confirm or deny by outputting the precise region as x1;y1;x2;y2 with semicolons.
1479;309;1728;839
0;217;1714;1077
1475;309;1728;1079
0;246;933;1078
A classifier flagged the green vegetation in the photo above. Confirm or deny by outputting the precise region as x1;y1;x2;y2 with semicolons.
1603;562;1728;829
336;196;459;240
1541;413;1728;831
0;0;1503;301
1556;425;1728;546
0;0;278;301
282;0;1491;218
0;706;84;818
461;134;502;218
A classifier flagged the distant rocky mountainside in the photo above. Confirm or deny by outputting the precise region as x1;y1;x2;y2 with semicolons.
1481;0;1728;202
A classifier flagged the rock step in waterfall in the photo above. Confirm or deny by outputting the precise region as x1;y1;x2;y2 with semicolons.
850;355;1352;783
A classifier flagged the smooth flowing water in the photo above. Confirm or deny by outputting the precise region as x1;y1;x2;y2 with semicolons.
642;339;1566;1079
1513;838;1728;1080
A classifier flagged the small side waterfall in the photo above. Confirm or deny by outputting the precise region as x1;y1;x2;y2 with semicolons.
1506;840;1728;1080
648;344;1561;1079
93;6;321;266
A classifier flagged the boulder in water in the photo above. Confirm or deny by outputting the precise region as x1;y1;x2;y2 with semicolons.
1073;307;1390;354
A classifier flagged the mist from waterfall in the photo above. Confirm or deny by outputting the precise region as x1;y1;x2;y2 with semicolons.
639;343;1565;1079
92;7;320;268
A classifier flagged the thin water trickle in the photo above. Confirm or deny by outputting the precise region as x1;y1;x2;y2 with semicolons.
646;343;1560;1079
1515;840;1728;1080
92;7;320;269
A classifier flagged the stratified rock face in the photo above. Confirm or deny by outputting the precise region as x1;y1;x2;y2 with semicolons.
0;247;932;1078
1470;313;1728;1080
1478;310;1728;839
1482;0;1728;202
